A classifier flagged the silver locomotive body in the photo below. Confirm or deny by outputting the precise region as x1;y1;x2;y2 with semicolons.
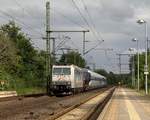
51;65;107;95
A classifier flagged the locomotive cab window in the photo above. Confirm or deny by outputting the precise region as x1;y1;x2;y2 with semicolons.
63;68;71;75
53;68;61;75
53;68;71;75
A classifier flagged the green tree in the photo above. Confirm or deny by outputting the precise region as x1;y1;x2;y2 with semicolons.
59;51;86;67
0;21;46;93
107;72;117;85
94;69;108;77
94;69;121;85
1;21;42;77
0;31;19;72
129;53;150;89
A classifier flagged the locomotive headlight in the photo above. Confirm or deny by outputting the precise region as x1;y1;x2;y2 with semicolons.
53;82;56;85
67;82;70;85
66;85;70;89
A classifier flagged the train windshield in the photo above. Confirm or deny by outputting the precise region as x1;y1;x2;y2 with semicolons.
53;68;71;75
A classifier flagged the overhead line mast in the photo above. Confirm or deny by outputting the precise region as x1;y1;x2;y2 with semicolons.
45;1;89;94
47;30;89;56
46;1;51;95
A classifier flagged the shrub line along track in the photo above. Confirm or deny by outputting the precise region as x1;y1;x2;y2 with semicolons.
0;86;112;102
47;87;115;120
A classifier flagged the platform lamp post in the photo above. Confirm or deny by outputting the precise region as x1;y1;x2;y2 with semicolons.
132;38;140;91
137;19;149;94
129;48;135;87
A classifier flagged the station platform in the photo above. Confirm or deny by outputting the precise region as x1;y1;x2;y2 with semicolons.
98;87;150;120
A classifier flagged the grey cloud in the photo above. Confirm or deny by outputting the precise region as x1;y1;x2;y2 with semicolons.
1;0;150;72
99;0;134;22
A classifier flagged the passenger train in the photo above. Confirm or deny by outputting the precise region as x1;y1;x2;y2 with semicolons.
51;65;107;95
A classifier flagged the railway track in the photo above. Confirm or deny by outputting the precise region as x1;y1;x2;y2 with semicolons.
0;87;111;120
47;87;115;120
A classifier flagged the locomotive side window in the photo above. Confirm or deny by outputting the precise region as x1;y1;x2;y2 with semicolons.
53;68;71;75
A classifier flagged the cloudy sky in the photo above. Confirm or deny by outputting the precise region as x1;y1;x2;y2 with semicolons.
0;0;150;73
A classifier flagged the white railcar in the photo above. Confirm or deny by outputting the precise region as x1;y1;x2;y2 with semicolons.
52;65;84;94
88;70;107;88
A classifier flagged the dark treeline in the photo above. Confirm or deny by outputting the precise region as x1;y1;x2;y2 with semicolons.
58;51;86;68
94;69;130;86
129;53;150;89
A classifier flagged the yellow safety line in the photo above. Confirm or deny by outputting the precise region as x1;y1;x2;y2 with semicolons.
122;89;141;120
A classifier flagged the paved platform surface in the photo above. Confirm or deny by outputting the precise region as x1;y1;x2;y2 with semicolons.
98;87;150;120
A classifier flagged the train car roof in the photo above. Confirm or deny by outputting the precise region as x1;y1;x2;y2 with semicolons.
53;64;76;67
88;70;106;79
53;64;82;70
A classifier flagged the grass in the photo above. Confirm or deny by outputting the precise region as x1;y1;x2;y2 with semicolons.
10;78;46;95
139;89;150;96
0;71;46;95
15;87;46;95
